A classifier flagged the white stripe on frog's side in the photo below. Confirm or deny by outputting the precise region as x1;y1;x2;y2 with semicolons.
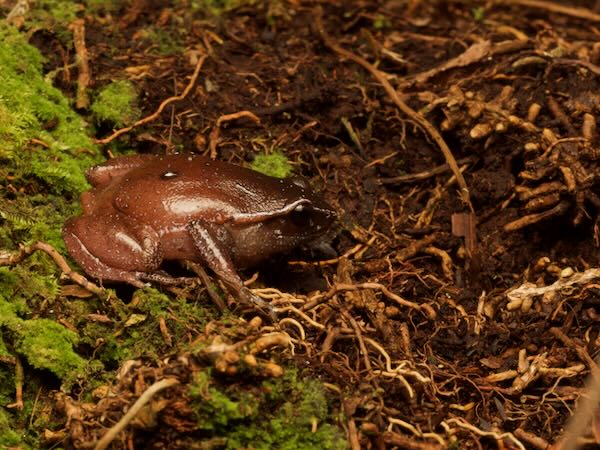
229;199;312;224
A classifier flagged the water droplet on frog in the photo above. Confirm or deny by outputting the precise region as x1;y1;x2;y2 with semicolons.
161;171;178;180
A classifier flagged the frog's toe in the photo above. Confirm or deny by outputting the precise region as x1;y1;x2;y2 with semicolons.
128;275;147;289
137;271;195;286
238;287;277;321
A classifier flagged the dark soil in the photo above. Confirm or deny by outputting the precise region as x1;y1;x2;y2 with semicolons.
18;0;600;448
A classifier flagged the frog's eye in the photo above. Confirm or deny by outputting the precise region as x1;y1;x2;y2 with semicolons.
290;204;312;227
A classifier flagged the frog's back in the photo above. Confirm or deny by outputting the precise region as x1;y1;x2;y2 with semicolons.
111;154;298;226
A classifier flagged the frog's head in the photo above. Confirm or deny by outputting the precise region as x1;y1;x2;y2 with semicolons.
228;173;336;267
275;176;336;243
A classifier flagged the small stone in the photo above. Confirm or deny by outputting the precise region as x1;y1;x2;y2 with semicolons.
560;267;574;278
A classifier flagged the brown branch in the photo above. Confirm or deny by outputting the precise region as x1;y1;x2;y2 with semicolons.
95;55;207;145
69;19;90;109
341;309;372;372
513;428;549;450
553;58;600;76
413;40;492;85
209;110;261;159
380;157;476;185
94;378;180;450
6;357;23;410
552;326;600;450
302;282;436;319
499;0;600;22
503;201;570;232
550;327;598;374
314;9;473;211
382;432;443;450
0;242;104;296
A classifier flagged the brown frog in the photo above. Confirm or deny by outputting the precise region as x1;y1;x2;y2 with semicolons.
63;154;335;311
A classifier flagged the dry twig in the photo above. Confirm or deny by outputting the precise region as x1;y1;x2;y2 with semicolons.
0;242;103;295
302;282;436;319
442;417;526;450
208;110;261;159
498;0;600;22
69;19;90;109
6;357;23;410
380;157;476;185
93;378;180;450
412;40;492;84
514;428;550;450
557;355;600;450
95;55;207;144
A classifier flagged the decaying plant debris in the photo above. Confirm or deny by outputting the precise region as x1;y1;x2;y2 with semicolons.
2;0;600;448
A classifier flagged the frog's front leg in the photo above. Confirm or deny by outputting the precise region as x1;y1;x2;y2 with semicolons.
63;214;163;288
187;220;275;318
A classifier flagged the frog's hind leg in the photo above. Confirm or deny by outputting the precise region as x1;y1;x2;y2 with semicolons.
62;215;162;288
85;154;156;187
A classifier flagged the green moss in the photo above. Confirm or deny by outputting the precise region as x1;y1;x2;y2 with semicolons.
131;287;171;316
188;368;345;449
0;294;84;381
0;266;81;383
0;408;24;447
135;26;184;56
0;194;81;253
190;371;259;430
0;394;42;449
27;0;82;35
0;273;30;321
128;287;210;349
250;151;293;178
0;371;15;416
101;334;135;365
0;335;9;360
0;24;100;197
77;321;134;370
118;288;188;360
191;0;257;15
0;265;60;310
84;0;124;14
90;80;141;128
472;7;485;21
228;379;343;449
0;22;101;262
15;319;84;380
372;14;390;29
74;288;210;369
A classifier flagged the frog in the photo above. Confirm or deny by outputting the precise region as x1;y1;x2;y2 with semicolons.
63;153;335;312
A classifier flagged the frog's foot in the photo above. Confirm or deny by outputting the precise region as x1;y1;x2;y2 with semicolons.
237;287;278;321
137;271;195;286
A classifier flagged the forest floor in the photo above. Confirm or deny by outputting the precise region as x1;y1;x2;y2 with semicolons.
2;0;600;449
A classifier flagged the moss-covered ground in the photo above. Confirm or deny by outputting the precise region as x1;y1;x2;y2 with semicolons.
5;0;599;448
